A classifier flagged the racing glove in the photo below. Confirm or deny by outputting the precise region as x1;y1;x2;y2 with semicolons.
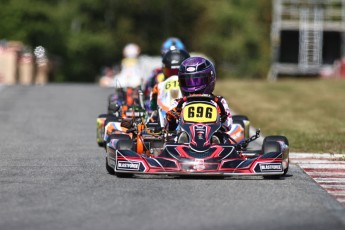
166;109;180;122
166;107;181;131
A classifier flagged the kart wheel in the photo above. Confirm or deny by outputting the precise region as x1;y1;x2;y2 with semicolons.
262;141;283;179
263;136;289;175
283;165;289;175
263;135;289;146
97;114;107;147
115;171;134;178
106;157;133;178
108;93;115;107
105;157;115;175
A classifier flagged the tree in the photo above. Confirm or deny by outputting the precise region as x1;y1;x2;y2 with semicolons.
0;0;273;81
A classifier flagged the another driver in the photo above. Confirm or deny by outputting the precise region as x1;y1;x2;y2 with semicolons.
166;56;233;132
150;49;190;112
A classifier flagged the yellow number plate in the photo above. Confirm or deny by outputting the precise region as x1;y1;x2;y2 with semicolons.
183;103;218;123
164;80;179;91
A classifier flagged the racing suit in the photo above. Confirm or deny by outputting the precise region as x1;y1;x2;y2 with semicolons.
150;75;181;111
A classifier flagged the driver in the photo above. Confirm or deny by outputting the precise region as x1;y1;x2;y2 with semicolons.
150;48;190;112
166;56;233;133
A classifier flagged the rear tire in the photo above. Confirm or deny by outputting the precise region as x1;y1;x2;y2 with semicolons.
97;114;107;147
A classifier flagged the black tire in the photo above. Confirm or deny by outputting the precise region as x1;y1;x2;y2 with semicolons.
283;165;289;176
105;157;115;175
262;140;281;155
263;135;289;146
115;171;134;178
232;115;249;122
107;135;134;178
106;157;134;177
263;135;289;175
263;175;282;179
262;141;282;179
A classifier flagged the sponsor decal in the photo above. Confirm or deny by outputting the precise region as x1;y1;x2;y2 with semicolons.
117;161;140;171
193;159;205;171
259;163;282;172
186;67;196;72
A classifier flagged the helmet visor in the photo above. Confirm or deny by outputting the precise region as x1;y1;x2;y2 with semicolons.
179;74;209;91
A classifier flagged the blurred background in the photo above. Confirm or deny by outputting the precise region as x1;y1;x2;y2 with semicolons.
0;0;344;84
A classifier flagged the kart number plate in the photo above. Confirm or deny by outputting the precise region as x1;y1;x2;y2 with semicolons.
164;80;179;91
183;103;217;123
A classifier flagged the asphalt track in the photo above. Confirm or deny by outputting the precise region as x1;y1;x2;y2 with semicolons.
0;84;345;230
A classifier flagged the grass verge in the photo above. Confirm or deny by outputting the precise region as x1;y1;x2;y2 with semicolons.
215;78;345;154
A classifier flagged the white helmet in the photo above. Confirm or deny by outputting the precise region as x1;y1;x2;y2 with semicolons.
123;43;140;58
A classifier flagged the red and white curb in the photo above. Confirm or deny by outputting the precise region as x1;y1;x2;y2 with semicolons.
290;153;345;206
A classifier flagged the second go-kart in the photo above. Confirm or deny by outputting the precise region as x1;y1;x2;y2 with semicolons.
96;87;147;147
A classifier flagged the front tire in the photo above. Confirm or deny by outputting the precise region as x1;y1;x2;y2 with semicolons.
263;135;289;175
105;157;115;175
262;141;281;179
106;157;134;178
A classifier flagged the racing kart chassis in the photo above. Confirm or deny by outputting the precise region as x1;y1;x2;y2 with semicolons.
105;95;290;179
106;129;289;179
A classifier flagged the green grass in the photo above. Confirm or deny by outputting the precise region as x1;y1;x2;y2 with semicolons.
215;78;345;154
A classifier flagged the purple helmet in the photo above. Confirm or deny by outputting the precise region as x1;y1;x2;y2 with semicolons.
178;57;216;96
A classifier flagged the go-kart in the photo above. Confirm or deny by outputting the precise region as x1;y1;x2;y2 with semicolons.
96;87;147;147
105;95;289;179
